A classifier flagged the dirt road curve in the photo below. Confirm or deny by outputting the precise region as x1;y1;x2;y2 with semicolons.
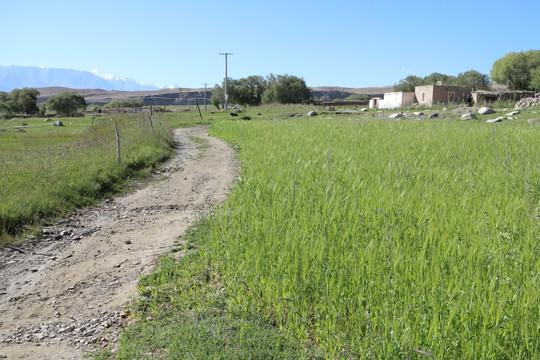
0;126;238;359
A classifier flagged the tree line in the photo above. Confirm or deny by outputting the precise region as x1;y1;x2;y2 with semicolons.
394;50;540;92
211;74;311;109
0;89;87;118
394;70;491;92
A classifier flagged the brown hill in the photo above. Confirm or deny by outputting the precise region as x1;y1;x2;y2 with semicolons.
36;87;210;106
311;85;393;95
36;85;394;106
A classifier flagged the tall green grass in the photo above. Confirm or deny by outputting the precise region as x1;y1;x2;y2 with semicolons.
200;118;539;358
0;114;174;243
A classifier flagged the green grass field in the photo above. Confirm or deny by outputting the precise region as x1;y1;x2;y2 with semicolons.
110;108;539;359
2;105;538;359
0;114;174;244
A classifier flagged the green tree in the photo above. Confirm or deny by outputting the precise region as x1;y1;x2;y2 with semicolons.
10;88;40;114
0;88;40;117
0;100;16;118
45;92;87;117
423;72;456;85
105;98;144;109
530;67;540;91
262;74;311;104
0;91;10;103
225;79;241;106
211;84;224;110
231;75;267;106
39;103;47;117
393;75;424;92
0;91;15;117
491;50;540;90
455;70;491;90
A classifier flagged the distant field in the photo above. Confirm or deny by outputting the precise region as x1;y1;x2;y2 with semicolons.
115;107;539;359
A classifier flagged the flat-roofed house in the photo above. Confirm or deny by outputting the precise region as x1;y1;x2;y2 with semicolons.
415;82;472;106
378;92;416;109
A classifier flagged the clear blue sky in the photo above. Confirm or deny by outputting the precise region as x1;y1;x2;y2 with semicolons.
1;0;537;89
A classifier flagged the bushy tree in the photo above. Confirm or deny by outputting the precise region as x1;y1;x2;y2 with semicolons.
212;74;311;107
211;84;224;110
0;88;40;116
423;72;456;85
105;98;144;109
46;92;87;117
262;74;311;104
212;76;268;108
455;70;491;90
491;50;540;90
530;67;540;91
393;75;424;92
231;75;267;106
0;91;17;117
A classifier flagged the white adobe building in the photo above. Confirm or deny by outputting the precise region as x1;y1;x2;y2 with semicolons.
377;92;416;109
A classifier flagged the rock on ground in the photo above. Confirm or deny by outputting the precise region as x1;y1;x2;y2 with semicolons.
478;107;496;115
461;113;477;120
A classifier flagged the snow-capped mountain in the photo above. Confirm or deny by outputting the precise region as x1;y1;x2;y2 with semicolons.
90;69;159;91
0;65;159;92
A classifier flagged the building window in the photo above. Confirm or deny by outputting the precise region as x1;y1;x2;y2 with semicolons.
448;92;455;102
421;92;425;102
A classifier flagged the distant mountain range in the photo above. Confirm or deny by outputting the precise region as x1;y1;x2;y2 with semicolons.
0;65;160;92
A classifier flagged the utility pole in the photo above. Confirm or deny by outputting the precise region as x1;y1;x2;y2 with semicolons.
219;52;233;110
203;83;209;111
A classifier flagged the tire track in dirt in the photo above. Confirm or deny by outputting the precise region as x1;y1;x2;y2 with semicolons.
0;126;238;359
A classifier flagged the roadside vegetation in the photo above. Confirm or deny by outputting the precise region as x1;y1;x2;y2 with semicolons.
101;103;539;359
0;114;174;246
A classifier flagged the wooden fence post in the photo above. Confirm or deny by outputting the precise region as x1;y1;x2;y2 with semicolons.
149;106;154;133
114;119;121;164
196;99;204;121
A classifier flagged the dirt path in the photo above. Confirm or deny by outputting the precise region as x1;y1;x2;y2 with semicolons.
0;126;238;359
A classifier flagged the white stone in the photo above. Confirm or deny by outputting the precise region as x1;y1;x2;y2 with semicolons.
478;107;496;115
461;113;476;120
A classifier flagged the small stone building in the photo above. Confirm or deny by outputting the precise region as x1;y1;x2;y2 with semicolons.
378;92;416;109
471;90;534;104
415;85;472;106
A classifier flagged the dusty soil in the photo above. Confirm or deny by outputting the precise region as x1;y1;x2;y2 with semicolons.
0;126;238;359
